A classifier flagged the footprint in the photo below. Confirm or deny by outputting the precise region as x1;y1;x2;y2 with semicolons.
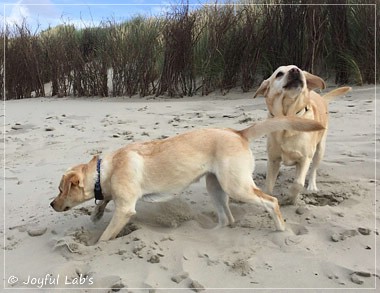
52;237;89;257
331;229;359;242
287;222;309;236
270;223;308;247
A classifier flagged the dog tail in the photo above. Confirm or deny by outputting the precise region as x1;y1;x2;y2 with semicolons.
322;86;351;102
239;117;325;140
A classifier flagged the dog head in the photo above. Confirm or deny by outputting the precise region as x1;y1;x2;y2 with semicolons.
253;65;326;114
50;164;89;212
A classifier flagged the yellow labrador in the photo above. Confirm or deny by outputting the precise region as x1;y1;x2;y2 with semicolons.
254;65;351;204
50;117;323;242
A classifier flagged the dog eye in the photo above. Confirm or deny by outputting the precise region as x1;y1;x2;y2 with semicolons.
275;72;284;78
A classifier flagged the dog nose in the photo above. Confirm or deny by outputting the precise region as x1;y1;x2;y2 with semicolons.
50;201;55;208
289;67;300;74
289;67;300;79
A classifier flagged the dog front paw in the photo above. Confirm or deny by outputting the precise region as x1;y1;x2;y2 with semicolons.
306;184;319;192
91;210;104;222
279;195;297;206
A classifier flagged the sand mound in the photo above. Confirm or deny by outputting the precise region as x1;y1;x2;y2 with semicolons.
154;198;195;228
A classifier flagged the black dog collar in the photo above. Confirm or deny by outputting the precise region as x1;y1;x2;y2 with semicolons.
94;158;104;204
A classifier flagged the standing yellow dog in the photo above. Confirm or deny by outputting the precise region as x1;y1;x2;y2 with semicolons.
254;65;351;204
51;116;323;242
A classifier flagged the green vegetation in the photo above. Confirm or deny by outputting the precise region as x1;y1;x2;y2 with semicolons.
1;1;378;99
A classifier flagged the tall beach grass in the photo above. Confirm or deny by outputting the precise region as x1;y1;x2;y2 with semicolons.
1;1;378;100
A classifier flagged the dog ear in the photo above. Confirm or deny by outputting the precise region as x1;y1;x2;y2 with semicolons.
89;155;98;164
69;173;84;188
253;79;269;98
303;71;326;90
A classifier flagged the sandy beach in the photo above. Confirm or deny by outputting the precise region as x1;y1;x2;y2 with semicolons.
2;85;378;291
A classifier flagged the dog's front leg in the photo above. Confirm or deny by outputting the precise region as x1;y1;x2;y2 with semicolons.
97;198;137;242
287;158;312;204
265;158;281;194
91;199;110;222
307;138;326;192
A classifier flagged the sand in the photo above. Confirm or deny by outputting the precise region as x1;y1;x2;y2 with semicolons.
2;85;378;291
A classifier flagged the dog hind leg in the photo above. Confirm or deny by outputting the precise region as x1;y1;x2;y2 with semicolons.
218;169;285;231
215;156;285;231
206;173;235;227
229;184;285;231
253;188;286;231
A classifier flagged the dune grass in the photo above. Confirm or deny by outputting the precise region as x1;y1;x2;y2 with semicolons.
1;1;378;99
